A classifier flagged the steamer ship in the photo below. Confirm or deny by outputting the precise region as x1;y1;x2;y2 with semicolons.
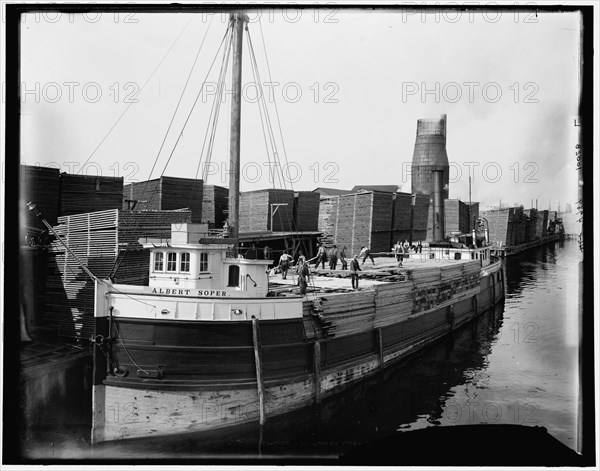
31;13;505;443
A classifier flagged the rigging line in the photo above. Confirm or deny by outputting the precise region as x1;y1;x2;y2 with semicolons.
161;20;233;182
77;16;195;174
257;19;295;187
247;29;290;194
246;33;284;190
201;27;234;183
113;20;232;266
109;17;216;279
112;320;150;374
197;23;234;182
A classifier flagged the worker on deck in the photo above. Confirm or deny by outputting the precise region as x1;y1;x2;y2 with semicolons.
297;256;310;295
350;254;361;290
393;240;405;265
359;246;375;265
314;243;327;269
339;246;348;270
329;245;339;270
278;252;293;279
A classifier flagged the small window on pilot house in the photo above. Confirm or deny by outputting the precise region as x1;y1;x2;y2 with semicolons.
228;265;240;287
167;252;177;272
199;252;209;272
154;252;164;272
180;252;190;272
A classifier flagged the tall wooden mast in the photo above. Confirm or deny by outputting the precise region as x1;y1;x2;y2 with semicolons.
228;12;247;240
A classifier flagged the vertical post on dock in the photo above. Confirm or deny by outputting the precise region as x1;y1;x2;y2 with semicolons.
251;316;266;425
313;341;322;404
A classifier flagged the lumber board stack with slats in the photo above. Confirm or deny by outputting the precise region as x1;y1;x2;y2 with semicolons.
535;210;548;238
201;185;229;229
46;208;192;339
480;208;514;246
523;208;538;242
239;189;295;232
373;281;414;327
59;173;123;217
123;176;203;223
313;291;376;338
20;165;61;236
318;191;395;254
426;199;474;240
294;191;320;231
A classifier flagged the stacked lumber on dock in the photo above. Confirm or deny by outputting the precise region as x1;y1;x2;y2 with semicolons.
294;191;320;231
239;189;295;232
59;173;123;217
480;208;515;246
46;208;192;339
426;199;475;240
535;210;548;237
201;184;229;229
523;208;538;242
123;176;203;223
317;190;395;254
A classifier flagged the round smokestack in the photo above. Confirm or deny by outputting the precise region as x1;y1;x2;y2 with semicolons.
411;114;450;200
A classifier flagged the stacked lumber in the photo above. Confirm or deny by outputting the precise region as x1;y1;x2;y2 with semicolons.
536;210;548;238
523;208;538;241
480;208;514;246
294;191;320;231
59;173;123;217
317;195;340;247
392;193;412;231
201;185;228;228
444;199;471;234
239;189;295;232
313;291;376;338
20;165;61;234
373;281;413;327
124;176;203;223
46;208;192;339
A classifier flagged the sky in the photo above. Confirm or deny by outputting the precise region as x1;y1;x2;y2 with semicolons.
17;4;584;212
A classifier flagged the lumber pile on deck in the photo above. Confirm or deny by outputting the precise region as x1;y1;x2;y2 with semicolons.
239;189;295;232
313;291;376;338
123;176;203;223
46;208;192;339
373;281;414;327
201;184;229;229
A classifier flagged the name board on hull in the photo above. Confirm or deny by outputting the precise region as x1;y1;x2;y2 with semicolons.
148;287;230;297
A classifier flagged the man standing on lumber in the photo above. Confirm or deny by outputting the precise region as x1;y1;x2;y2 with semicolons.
278;252;293;279
393;240;405;265
329;245;339;270
340;246;348;270
314;243;327;269
360;246;375;265
297;256;310;295
350;254;361;290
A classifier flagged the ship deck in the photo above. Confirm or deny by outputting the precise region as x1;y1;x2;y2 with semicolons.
268;254;481;295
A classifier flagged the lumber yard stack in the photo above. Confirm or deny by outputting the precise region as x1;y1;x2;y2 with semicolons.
239;189;295;232
59;173;123;217
123;176;203;223
46;208;192;339
201;184;229;229
294;191;320;231
391;192;430;243
426;199;476;240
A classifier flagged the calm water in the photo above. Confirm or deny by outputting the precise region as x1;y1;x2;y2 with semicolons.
24;239;582;461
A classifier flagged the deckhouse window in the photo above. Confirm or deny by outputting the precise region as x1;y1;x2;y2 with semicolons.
199;252;209;272
228;265;240;287
167;252;177;272
154;252;164;272
180;252;190;272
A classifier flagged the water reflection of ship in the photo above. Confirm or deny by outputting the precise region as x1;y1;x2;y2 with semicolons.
91;302;505;460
